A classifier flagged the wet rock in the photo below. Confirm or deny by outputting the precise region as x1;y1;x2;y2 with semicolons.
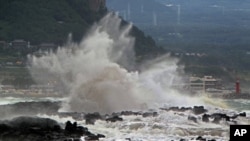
180;107;192;112
0;117;61;140
85;118;96;125
65;121;89;136
10;116;60;130
202;114;210;122
201;112;247;124
0;116;105;141
188;116;197;123
64;138;80;141
169;106;180;111
106;115;123;122
196;136;206;141
160;106;192;113
211;113;230;123
121;111;134;116
238;112;246;117
0;123;11;132
142;112;158;117
85;133;105;141
97;133;106;138
85;112;102;125
193;106;207;115
121;111;142;116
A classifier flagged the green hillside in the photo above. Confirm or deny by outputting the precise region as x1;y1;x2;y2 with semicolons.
0;0;163;58
0;0;104;44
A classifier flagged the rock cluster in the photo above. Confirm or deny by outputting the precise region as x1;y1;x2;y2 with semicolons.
0;105;248;141
178;136;217;141
202;112;246;124
0;116;105;141
160;106;207;115
63;111;159;125
161;106;247;125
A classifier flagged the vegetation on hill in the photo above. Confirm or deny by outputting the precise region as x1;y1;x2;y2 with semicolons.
0;0;162;57
0;0;104;44
0;0;164;87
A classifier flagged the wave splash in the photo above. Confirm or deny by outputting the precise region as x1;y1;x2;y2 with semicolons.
28;13;200;113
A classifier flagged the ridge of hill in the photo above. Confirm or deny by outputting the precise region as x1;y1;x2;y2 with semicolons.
0;0;163;58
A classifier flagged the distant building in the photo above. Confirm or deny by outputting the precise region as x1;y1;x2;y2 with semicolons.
39;43;57;51
189;76;222;93
189;76;204;91
11;39;28;49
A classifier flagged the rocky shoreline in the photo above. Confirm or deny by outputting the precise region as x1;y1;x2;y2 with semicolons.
0;116;105;141
0;105;248;141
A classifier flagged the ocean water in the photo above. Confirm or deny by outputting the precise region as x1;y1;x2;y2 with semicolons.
0;96;63;105
1;95;249;141
224;99;250;112
40;98;250;141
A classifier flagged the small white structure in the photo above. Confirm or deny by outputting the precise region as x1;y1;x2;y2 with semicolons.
189;76;222;94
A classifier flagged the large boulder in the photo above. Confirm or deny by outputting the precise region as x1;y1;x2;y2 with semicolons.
0;116;106;141
192;106;207;115
84;112;103;125
9;116;60;131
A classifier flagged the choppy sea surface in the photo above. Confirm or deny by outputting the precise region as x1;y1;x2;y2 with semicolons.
0;95;249;141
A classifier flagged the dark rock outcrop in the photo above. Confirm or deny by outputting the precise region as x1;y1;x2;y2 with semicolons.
200;111;247;124
0;116;105;141
211;113;230;123
202;114;210;122
188;116;198;123
238;112;246;117
120;111;142;116
106;115;123;122
192;106;207;115
84;112;103;125
142;112;158;118
160;106;195;113
196;136;206;141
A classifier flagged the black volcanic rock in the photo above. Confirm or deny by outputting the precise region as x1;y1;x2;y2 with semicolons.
202;114;210;122
192;106;207;115
211;113;230;123
196;136;206;141
120;111;142;116
188;116;197;123
238;112;247;117
106;115;123;122
160;106;192;112
0;116;105;141
142;112;158;117
84;133;105;141
84;112;103;125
